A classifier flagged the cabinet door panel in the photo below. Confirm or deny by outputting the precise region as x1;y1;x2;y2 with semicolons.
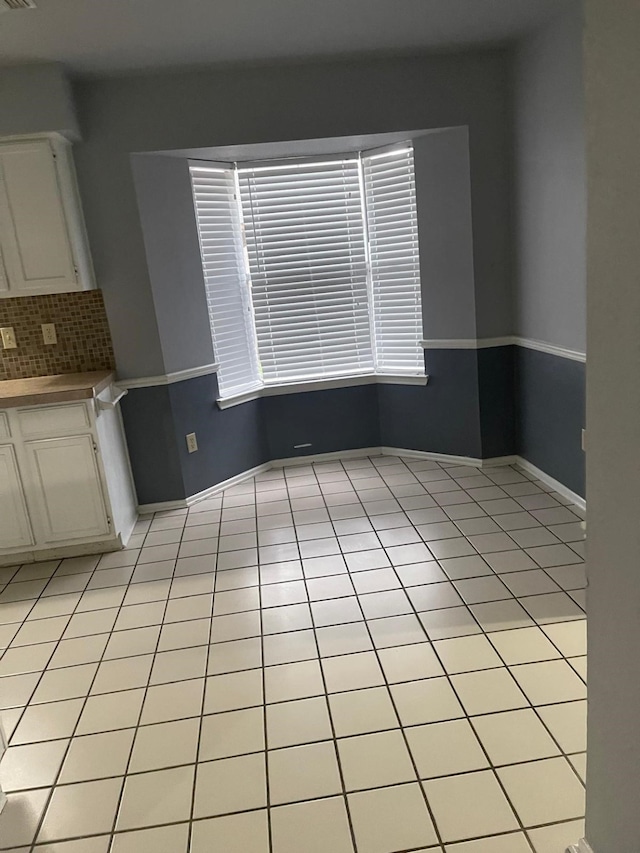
0;445;34;550
25;435;109;543
0;140;77;294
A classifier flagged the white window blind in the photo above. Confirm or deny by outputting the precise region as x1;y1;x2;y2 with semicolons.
363;147;424;376
238;160;374;384
190;166;261;397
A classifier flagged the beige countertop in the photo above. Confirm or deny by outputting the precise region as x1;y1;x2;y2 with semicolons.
0;371;115;408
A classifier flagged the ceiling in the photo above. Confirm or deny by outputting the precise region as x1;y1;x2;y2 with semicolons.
0;0;568;75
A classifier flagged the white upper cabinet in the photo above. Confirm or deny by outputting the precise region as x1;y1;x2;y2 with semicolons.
0;137;94;297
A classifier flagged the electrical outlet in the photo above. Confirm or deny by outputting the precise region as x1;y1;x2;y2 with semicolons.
41;323;57;345
186;433;198;453
0;327;17;349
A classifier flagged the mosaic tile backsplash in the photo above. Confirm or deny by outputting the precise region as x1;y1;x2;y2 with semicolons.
0;290;116;380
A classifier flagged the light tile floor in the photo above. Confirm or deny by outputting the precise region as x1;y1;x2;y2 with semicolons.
0;454;587;852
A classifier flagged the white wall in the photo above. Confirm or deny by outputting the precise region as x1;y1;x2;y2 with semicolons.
513;2;586;352
584;0;640;849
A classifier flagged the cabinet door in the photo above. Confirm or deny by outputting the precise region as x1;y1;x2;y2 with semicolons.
24;435;110;543
0;445;34;550
0;140;77;295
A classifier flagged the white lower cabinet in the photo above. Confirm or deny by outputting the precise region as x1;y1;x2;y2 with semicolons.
0;444;34;549
24;435;110;543
0;393;137;565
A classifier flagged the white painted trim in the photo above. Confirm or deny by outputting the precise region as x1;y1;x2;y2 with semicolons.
566;840;595;853
270;447;383;468
421;336;586;362
137;462;271;513
421;337;513;349
516;336;586;363
217;374;429;409
137;447;586;513
119;363;220;390
516;456;586;511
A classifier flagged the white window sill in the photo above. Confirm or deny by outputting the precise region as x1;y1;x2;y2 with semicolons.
217;373;429;410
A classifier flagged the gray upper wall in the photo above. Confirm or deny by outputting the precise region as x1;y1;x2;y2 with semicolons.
512;2;586;353
414;128;477;340
70;49;513;377
131;155;215;375
0;64;80;141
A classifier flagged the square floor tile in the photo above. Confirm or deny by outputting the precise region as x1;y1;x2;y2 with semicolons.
262;603;314;635
351;568;401;594
453;576;512;605
303;554;349;578
500;570;560;597
344;550;390;573
265;659;324;702
191;810;269;853
439;556;492;580
213;587;260;615
199;707;264;760
263;629;318;665
510;660;587;705
92;654;154;694
268;740;341;804
451;668;529;715
395;561;447;587
470;600;535;632
207;637;262;674
527;819;586;853
111;822;189;853
525;544;582;568
205;668;263;712
329;686;398;736
271;796;354;853
542;620;587;657
418;607;481;641
483;550;538;573
321;651;384;692
407;718;489;778
445;833;531;852
194;753;267;818
498;757;585;826
209;609;261;641
157;618;209;652
129;717;200;771
546;564;587;591
359;589;412;619
266;695;332;748
348;783;438;853
407;582;464;612
377;642;443;683
368;614;428;648
433;635;502;674
423;770;518;843
538;701;587;753
471;709;560;765
338;729;416;791
116;765;194;829
0;788;50;848
11;698;83;744
306;574;355;601
391;677;464;726
140;678;204;724
260;580;307;608
150;646;207;685
311;596;363;627
316;622;373;657
59;728;135;783
487;626;562;664
38;777;123;841
427;538;476;559
103;626;159;661
1;740;68;791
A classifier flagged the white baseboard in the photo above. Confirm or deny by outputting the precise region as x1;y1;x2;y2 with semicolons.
566;840;594;853
516;456;586;511
138;447;585;513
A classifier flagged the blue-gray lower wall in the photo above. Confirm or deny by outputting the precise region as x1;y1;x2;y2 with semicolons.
120;346;585;504
378;350;483;458
263;384;380;461
120;385;186;505
478;345;516;459
515;346;585;497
